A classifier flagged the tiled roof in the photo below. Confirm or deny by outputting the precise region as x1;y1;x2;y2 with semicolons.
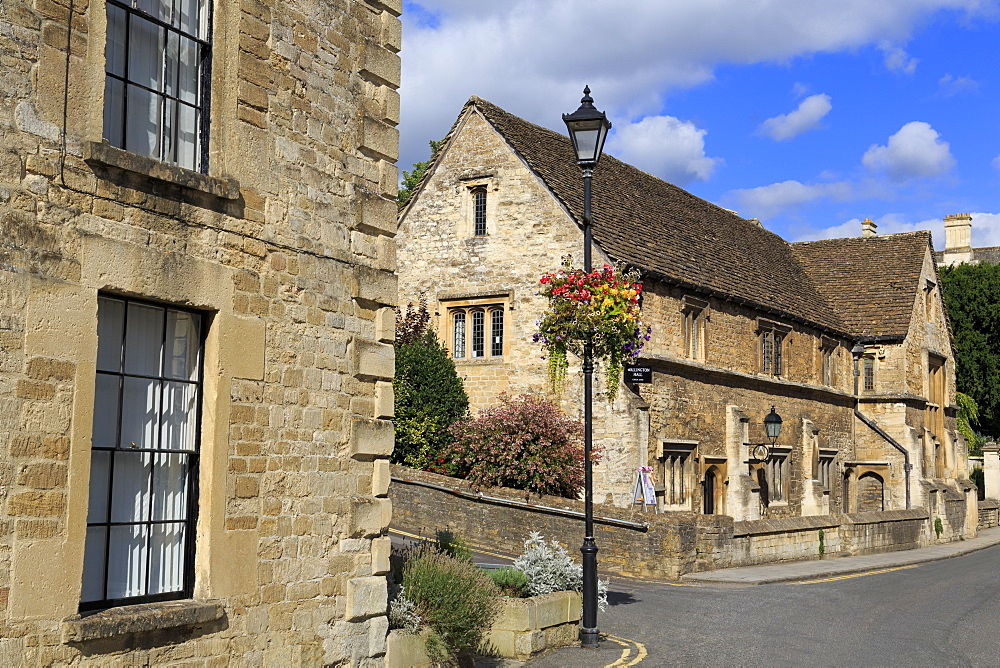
467;97;847;334
791;232;931;339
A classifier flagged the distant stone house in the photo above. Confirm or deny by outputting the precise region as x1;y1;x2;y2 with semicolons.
397;96;975;532
1;0;399;665
935;212;1000;266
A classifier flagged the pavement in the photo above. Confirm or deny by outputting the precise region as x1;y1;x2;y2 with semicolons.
678;524;1000;584
513;525;1000;666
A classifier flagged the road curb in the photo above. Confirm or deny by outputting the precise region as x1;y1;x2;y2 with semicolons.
680;528;1000;584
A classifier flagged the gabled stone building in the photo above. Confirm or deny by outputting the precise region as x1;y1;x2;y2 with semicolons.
397;97;975;532
1;0;399;664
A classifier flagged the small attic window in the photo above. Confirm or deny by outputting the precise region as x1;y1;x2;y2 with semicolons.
472;187;487;236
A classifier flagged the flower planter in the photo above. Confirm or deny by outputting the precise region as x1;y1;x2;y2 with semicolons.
387;591;582;665
487;590;582;661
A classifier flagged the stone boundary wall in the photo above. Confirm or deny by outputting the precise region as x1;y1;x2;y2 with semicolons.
390;467;980;578
979;499;1000;529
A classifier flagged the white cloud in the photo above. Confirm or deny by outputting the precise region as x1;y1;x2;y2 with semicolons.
727;179;852;219
399;0;993;175
880;44;918;74
757;94;832;141
992;155;1000;170
605;115;720;184
938;73;980;96
862;122;955;181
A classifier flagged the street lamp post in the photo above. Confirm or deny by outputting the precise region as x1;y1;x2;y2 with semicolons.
563;86;612;650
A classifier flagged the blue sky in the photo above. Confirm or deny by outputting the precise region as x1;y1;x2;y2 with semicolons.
398;0;1000;249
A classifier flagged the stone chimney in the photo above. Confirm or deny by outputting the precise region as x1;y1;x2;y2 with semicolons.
942;213;973;266
861;218;877;237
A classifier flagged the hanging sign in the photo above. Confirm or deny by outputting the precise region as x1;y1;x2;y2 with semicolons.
625;365;652;383
632;466;658;508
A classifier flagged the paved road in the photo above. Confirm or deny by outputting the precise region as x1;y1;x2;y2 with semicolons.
527;543;1000;667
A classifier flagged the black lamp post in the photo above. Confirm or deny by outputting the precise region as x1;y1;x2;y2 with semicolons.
563;86;611;650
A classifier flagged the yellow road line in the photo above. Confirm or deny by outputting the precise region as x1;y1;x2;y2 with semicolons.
785;564;919;585
604;634;647;667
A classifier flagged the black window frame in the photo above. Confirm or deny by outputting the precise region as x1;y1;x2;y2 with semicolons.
81;294;205;612
103;0;214;174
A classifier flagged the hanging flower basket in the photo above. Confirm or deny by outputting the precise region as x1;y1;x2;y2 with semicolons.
533;260;651;401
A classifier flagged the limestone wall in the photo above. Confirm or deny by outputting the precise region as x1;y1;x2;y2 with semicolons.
0;0;400;664
390;467;972;578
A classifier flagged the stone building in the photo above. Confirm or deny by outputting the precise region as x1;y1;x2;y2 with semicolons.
397;96;975;532
935;212;1000;266
1;0;399;665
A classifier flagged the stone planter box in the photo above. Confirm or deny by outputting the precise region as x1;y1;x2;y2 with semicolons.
386;629;434;668
487;590;582;661
386;590;582;665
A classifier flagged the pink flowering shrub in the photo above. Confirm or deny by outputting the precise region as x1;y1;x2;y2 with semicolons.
441;394;591;498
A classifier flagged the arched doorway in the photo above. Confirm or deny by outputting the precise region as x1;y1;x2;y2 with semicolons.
857;472;885;512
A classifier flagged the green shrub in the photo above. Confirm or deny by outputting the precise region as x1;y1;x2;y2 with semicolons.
402;548;502;660
818;529;825;556
489;567;528;598
934;516;944;538
443;394;589;497
392;302;469;468
434;530;474;562
512;532;607;610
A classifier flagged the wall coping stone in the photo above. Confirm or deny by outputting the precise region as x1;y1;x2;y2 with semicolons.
63;600;225;643
978;499;1000;510
842;509;928;525
84;140;241;200
733;515;839;537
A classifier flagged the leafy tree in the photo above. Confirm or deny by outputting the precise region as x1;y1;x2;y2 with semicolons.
956;391;985;456
392;300;469;468
443;394;590;498
397;139;443;208
939;262;1000;439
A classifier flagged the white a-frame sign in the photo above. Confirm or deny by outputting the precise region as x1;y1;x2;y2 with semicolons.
632;465;658;512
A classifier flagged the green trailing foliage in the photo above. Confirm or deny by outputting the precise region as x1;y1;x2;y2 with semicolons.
397;139;443;208
956;391;985;456
392;299;469;469
939;263;1000;441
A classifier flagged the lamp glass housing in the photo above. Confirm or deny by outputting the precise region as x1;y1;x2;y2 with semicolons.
764;406;783;443
562;87;611;166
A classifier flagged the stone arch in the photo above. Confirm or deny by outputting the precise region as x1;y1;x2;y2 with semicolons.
857;472;885;512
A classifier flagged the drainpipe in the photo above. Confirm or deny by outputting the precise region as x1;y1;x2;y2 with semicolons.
852;343;912;509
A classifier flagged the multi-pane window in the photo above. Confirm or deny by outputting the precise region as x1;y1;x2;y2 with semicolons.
863;357;875;391
473;188;487;236
927;354;945;440
452;311;466;359
766;450;789;502
661;444;694;507
761;330;784;375
490;309;504;357
818;453;835;489
451;305;504;359
821;342;836;386
104;0;212;172
681;297;707;361
82;296;203;611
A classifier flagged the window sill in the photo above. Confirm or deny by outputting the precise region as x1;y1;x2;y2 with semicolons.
63;599;224;643
454;357;505;365
83;141;240;200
